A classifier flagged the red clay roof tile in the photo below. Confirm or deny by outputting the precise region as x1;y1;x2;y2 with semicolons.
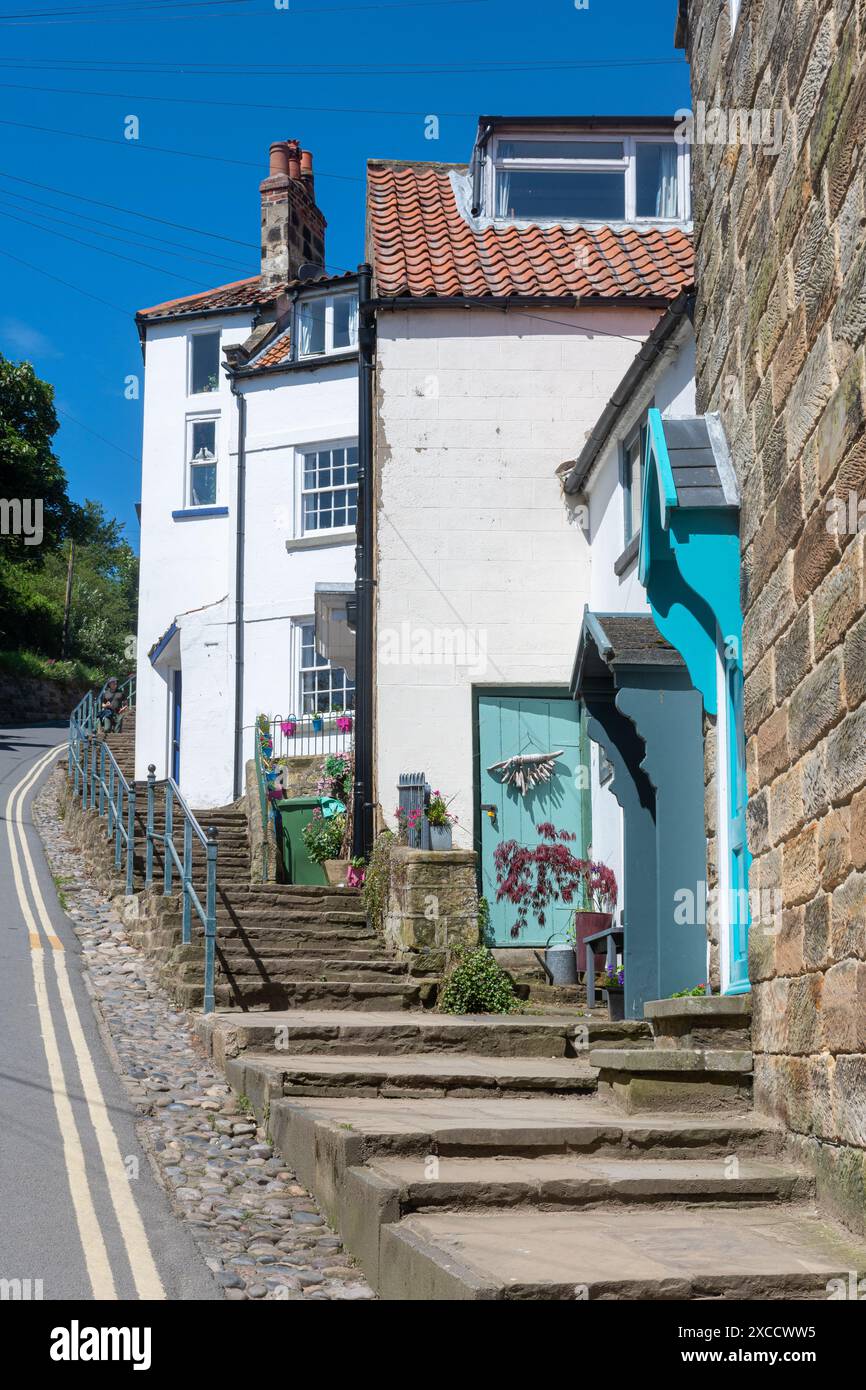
367;161;693;301
137;275;278;321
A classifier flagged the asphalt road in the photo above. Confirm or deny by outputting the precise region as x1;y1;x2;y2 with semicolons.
0;722;218;1302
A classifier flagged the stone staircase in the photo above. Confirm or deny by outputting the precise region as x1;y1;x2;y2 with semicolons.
197;996;866;1299
99;713;431;1013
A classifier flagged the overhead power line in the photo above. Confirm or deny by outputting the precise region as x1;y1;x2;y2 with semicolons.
0;205;215;288
0;55;688;77
0;187;250;273
0;168;257;248
0;118;365;180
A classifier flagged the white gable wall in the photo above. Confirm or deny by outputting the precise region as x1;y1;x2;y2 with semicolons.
373;303;660;844
135;313;357;807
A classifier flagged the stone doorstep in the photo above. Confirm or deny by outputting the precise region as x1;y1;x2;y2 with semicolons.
375;1208;866;1301
341;1155;815;1286
196;1009;650;1065
589;1047;753;1074
224;1052;599;1108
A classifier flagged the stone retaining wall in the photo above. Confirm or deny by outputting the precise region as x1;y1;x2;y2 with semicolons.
382;846;480;973
681;0;866;1234
0;674;87;724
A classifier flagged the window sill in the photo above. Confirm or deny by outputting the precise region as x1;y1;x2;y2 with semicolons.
285;531;355;554
614;532;640;576
172;506;229;521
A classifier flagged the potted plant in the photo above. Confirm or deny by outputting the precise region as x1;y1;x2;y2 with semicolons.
312;713;324;734
494;822;588;941
598;963;625;1021
302;809;347;886
336;711;353;733
570;858;618;978
347;856;366;888
280;717;297;738
427;790;456;850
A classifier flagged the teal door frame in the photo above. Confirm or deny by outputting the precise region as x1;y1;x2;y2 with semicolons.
472;686;592;946
724;651;750;993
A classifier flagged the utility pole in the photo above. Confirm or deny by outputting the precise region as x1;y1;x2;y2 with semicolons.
61;538;75;658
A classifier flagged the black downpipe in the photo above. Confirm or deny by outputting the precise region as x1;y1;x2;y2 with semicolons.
352;263;375;859
231;383;247;801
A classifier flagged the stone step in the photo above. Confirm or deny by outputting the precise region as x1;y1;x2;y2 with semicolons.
590;1046;754;1114
216;979;432;1013
197;1009;651;1063
374;1206;866;1300
340;1156;815;1284
215;955;409;982
645;995;752;1050
225;1051;598;1107
214;908;368;927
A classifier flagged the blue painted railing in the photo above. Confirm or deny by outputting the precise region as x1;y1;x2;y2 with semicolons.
145;766;219;1013
68;715;137;895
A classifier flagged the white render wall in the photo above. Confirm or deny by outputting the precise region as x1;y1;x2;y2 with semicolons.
583;328;696;895
373;303;660;846
135;312;357;807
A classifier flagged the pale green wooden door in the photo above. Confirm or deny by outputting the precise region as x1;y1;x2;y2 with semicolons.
478;695;590;946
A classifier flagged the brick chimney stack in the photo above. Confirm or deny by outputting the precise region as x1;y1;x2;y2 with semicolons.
260;139;327;287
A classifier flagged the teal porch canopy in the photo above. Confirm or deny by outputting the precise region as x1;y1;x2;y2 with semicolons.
638;410;742;713
638;409;751;994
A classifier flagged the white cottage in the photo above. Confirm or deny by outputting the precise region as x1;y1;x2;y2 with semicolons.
134;140;359;807
359;116;694;947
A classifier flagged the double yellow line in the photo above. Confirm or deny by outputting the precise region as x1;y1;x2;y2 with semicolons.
5;744;165;1301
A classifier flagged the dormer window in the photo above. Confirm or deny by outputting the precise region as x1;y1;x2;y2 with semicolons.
491;134;686;224
296;292;359;359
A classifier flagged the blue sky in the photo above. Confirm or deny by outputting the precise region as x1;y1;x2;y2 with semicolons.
0;0;689;548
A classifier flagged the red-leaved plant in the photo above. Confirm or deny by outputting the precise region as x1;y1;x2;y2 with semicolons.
493;824;617;940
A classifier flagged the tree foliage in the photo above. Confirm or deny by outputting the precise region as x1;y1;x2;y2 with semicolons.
0;353;138;672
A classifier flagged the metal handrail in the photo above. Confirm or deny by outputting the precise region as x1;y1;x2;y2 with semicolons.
66;720;137;894
145;766;219;1014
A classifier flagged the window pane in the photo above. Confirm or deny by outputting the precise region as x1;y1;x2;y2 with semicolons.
498;169;625;220
298;299;326;355
190;463;216;506
191;420;216;460
499;139;624;160
191;333;220;394
333;295;356;349
636;143;679;218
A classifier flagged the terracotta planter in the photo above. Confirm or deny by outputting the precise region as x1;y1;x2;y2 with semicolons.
323;858;349;887
603;987;625;1021
571;910;613;975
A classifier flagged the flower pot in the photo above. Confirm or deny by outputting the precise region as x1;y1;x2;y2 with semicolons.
336;715;353;733
572;910;613;977
323;858;349;888
429;824;453;851
280;720;296;738
312;716;324;733
603;986;625;1022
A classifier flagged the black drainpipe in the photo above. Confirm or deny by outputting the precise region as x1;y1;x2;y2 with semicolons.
231;380;247;801
352;262;375;859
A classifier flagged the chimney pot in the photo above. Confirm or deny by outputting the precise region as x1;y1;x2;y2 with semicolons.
269;141;289;177
301;149;313;175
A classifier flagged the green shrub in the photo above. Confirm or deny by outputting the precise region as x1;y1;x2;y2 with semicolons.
301;811;346;865
438;946;520;1015
0;648;103;685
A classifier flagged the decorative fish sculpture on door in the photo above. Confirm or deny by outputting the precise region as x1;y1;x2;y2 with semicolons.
487;751;563;796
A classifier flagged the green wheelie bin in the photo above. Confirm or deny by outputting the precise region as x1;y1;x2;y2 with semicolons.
274;796;344;885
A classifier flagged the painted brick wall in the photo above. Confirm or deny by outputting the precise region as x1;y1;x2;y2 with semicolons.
682;0;866;1233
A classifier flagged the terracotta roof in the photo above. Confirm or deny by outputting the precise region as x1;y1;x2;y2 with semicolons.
367;161;693;302
136;275;278;321
251;327;293;368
